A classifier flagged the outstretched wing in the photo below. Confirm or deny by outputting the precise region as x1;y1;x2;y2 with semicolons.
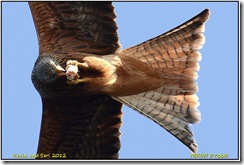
39;95;122;159
29;2;120;55
29;2;122;159
116;9;210;153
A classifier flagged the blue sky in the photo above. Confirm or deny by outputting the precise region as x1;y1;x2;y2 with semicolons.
2;2;239;160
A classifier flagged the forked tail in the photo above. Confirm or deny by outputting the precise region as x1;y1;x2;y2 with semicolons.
114;9;210;153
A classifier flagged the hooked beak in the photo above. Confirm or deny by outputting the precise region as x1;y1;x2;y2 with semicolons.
56;65;66;76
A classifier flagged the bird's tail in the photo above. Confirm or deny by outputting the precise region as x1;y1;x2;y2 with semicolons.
114;9;210;153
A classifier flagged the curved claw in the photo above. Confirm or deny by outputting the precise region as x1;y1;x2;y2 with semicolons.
65;60;89;81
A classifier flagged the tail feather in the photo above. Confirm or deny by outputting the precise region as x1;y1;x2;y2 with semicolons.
116;9;210;152
113;87;200;153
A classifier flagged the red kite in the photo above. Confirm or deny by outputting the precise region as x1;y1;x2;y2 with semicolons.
29;2;210;159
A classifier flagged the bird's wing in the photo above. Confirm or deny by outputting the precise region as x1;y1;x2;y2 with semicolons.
38;96;122;159
115;9;210;153
29;2;123;159
29;2;120;55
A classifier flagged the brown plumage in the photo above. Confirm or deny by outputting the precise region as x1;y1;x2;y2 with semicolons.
29;2;210;159
29;2;122;159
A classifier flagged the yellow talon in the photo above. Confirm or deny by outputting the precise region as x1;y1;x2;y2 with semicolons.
66;60;82;66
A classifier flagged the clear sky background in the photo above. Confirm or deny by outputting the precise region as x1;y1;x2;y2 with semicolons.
2;2;239;160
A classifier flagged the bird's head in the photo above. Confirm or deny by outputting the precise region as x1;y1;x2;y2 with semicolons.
32;56;65;84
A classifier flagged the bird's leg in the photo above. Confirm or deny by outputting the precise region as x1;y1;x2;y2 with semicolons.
66;60;89;84
66;56;117;86
66;60;89;68
68;78;90;84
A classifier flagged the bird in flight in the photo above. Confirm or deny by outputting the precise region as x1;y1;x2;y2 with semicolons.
29;2;210;159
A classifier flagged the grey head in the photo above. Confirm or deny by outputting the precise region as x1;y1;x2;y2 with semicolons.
32;56;65;84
